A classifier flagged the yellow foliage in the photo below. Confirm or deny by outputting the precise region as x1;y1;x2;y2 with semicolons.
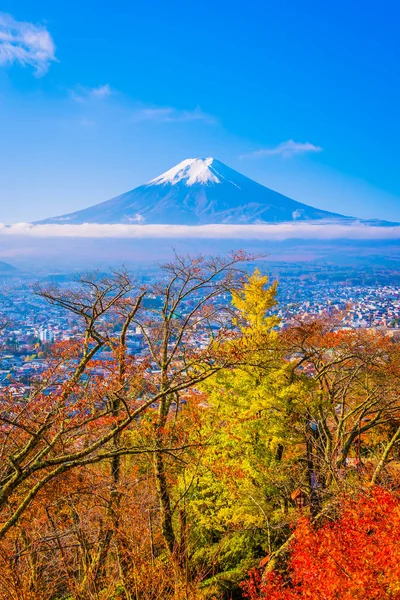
231;268;278;331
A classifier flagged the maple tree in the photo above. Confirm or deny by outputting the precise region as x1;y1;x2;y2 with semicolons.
241;487;400;600
281;313;400;513
0;253;261;597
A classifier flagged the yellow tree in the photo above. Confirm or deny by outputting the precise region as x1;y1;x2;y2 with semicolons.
170;270;306;597
231;267;278;332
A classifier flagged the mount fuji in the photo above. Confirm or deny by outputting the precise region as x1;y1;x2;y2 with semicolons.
37;158;390;226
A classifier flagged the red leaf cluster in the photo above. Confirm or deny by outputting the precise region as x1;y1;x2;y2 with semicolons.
242;487;400;599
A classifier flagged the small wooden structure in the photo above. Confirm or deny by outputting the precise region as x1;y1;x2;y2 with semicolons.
291;488;307;508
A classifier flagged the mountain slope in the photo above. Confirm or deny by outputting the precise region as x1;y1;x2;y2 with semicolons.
0;261;17;274
38;158;358;225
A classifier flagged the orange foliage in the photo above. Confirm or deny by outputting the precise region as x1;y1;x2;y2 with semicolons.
242;487;400;600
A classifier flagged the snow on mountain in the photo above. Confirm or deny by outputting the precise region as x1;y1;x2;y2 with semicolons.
37;158;373;226
149;158;222;186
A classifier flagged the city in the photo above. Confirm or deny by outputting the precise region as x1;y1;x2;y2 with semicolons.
2;263;400;394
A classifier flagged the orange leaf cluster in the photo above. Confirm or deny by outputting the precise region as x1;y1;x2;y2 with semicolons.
242;487;400;599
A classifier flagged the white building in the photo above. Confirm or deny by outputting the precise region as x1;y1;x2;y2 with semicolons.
39;328;54;343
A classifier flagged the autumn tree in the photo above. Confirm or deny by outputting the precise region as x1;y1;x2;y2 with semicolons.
1;261;400;599
283;313;400;507
241;487;400;600
0;252;259;598
162;269;300;596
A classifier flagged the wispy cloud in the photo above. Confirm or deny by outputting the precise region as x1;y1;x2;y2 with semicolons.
242;139;323;159
0;12;56;76
91;83;112;98
132;105;216;124
1;222;400;241
70;84;113;103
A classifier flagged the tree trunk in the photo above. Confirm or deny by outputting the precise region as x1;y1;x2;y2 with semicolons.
154;437;176;554
371;425;400;485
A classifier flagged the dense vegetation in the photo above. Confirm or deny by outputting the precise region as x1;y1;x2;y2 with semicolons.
0;252;399;599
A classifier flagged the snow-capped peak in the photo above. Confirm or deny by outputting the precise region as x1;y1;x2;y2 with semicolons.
148;157;223;187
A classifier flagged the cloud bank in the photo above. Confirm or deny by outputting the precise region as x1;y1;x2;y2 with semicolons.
1;222;400;241
242;140;323;159
0;13;56;75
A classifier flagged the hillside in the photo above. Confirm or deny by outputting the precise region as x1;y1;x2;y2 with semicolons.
0;261;17;274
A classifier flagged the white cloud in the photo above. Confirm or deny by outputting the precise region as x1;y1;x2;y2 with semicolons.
68;91;216;128
91;84;112;98
1;222;400;241
132;105;216;124
0;12;56;76
70;84;113;103
242;140;323;159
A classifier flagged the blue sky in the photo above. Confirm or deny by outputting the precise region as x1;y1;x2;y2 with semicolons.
1;0;400;224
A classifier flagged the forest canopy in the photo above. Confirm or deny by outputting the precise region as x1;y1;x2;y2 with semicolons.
0;253;399;600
